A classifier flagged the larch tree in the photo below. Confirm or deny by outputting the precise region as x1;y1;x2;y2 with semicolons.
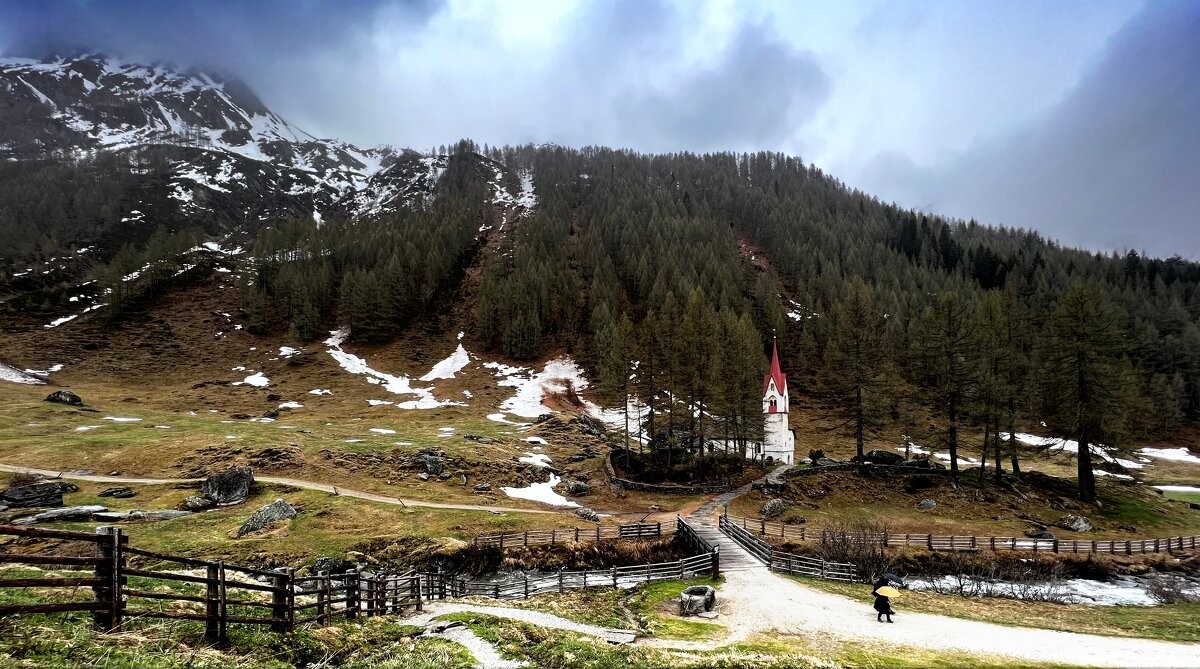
826;278;890;462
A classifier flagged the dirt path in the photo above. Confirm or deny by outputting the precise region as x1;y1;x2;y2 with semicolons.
0;463;561;516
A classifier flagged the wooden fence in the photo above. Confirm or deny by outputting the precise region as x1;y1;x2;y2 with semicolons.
0;524;421;645
472;522;664;548
418;551;715;601
718;515;858;581
722;514;1200;555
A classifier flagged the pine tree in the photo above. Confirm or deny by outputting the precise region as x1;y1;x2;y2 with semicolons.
826;278;889;462
915;292;978;481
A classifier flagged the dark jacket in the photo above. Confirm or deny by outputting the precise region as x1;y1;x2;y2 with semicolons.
873;593;894;614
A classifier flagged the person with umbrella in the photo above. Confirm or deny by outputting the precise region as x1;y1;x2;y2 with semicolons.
872;573;905;623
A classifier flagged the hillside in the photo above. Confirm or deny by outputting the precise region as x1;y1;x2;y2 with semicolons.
1;53;1199;513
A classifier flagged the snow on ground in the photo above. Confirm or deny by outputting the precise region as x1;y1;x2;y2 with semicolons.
518;452;553;468
308;389;332;395
233;372;270;387
345;438;365;443
0;363;45;385
369;428;396;435
419;334;471;381
24;364;64;377
892;440;978;464
524;436;548;445
1155;485;1200;493
495;356;590;419
154;425;172;429
43;314;78;328
75;425;101;432
501;473;578;508
324;329;464;409
278;401;303;409
590;397;649;439
1138;447;1200;466
1008;433;1147;470
279;346;301;358
1095;470;1134;480
487;412;528;426
368;399;394;406
103;417;142;423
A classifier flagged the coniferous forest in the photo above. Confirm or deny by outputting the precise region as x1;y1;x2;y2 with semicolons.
5;141;1200;500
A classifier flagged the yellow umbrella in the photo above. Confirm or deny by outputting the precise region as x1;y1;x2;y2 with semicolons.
876;586;902;597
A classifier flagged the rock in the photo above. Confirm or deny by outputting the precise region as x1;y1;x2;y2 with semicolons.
859;450;906;466
141;510;192;521
814;458;841;467
565;480;590;496
201;466;255;505
1;481;79;508
97;487;136;499
181;495;216;511
917;499;937;511
575;414;606;437
416;451;445;476
464;435;496;444
438;472;452;480
1118;524;1138;533
1057;514;1095;533
472;483;491;492
1190;502;1200;511
0;502;8;512
262;410;280;419
45;390;82;406
14;505;107;525
425;620;465;633
567;454;587;463
535;413;555;424
575;507;600;522
902;459;945;470
574;473;590;482
237;499;296;537
1025;529;1057;540
761;498;788;519
418;472;429;481
459;474;468;486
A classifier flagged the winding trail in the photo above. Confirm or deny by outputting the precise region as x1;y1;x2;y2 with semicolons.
0;463;561;515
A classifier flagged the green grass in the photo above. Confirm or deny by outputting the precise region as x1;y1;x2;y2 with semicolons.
1162;490;1200;505
785;574;1200;643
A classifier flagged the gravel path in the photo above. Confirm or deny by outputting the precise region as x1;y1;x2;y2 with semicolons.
405;602;613;637
439;625;527;669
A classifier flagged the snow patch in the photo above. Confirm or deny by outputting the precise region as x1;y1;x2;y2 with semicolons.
103;416;142;423
0;363;46;385
324;329;463;409
518;452;553;468
278;401;303;409
308;389;333;395
1138;447;1200;466
233;372;270;387
419;339;471;381
501;474;578;508
369;428;396;435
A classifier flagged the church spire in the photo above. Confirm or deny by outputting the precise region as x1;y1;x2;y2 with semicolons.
763;337;788;407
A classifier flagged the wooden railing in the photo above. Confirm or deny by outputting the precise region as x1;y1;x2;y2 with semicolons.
717;514;858;581
722;514;1200;555
472;522;664;548
0;525;421;644
419;552;715;601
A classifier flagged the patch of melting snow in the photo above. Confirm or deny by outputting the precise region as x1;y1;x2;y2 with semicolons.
308;389;333;395
225;435;238;439
324;329;463;409
394;441;413;446
487;413;528;426
0;363;45;385
234;372;270;387
279;346;301;358
344;438;365;443
278;401;303;409
154;425;172;429
367;399;394;406
24;363;65;377
369;428;396;434
501;474;579;508
102;416;142;423
1008;433;1144;469
1138;447;1200;466
495;356;592;419
249;417;275;423
75;425;102;432
911;575;1199;607
419;333;472;381
1154;484;1200;493
524;436;548;445
518;452;553;468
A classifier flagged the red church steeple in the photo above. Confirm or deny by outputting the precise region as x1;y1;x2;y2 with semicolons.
763;338;788;413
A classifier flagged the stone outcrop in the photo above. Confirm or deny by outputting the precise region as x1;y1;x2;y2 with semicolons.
45;390;82;406
98;487;136;498
855;450;906;466
237;498;297;537
416;451;445;476
14;505;107;525
574;506;600;522
565;480;590;496
917;499;937;511
761;498;788;519
1;481;78;508
201;466;255;505
181;495;217;511
1058;514;1095;533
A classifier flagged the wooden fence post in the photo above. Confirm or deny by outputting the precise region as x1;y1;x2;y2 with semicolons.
315;570;328;625
271;567;289;632
205;563;221;642
711;547;720;579
364;572;376;617
345;572;360;619
217;561;228;647
92;526;123;633
413;573;423;612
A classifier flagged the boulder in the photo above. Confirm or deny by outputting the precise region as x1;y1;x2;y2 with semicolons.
181;495;216;511
903;459;945;470
1;481;79;508
141;510;192;521
0;502;8;512
814;458;841;467
472;482;491;492
1025;529;1057;540
417;472;429;481
201;466;254;505
464;435;496;444
917;499;937;511
14;505;107;525
45;390;82;406
861;450;905;466
1057;514;1095;533
237;499;297;537
575;507;600;522
565;480;590;496
575;414;606;437
97;487;137;499
416;451;445;476
761;498;788;519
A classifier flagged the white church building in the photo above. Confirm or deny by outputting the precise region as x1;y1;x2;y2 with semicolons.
709;339;797;465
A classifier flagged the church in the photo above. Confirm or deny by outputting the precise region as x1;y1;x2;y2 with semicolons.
708;339;797;465
756;339;796;465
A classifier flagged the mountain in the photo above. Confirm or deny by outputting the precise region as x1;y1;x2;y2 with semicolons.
1;53;1199;456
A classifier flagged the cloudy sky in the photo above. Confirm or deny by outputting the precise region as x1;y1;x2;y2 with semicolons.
2;0;1197;258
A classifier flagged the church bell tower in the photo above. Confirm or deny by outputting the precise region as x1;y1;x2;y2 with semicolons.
761;338;795;465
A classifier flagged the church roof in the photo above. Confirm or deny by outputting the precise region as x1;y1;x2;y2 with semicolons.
763;339;788;396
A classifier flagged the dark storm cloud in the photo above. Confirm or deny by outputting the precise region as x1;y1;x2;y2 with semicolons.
864;1;1200;258
0;0;443;80
614;25;831;152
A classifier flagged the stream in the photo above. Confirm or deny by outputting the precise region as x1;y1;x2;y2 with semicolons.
909;573;1200;606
